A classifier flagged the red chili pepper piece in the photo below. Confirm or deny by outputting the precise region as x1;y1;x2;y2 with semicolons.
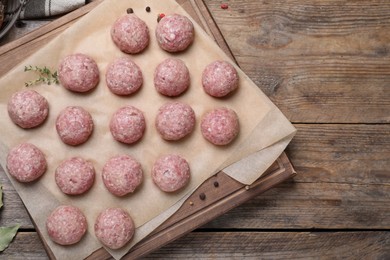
157;13;166;22
221;3;228;9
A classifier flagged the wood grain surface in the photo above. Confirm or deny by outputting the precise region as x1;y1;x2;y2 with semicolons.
206;0;390;124
1;0;390;258
2;231;389;259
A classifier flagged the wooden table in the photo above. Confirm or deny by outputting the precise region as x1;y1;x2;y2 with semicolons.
1;0;389;258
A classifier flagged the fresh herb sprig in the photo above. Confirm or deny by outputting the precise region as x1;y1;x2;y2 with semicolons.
24;65;59;87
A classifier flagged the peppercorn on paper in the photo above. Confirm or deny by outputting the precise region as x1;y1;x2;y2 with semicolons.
0;0;296;259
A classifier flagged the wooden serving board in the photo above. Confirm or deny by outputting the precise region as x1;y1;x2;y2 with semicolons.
0;0;296;259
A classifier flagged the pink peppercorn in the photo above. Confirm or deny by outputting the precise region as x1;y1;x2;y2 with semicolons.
157;13;166;22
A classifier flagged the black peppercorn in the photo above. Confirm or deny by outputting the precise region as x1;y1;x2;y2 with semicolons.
15;20;26;28
127;8;134;14
199;193;206;200
213;181;219;188
146;6;151;12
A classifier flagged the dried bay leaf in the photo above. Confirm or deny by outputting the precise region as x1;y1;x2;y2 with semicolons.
0;184;20;252
0;225;20;252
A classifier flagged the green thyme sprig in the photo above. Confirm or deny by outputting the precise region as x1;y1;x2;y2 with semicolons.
24;65;59;87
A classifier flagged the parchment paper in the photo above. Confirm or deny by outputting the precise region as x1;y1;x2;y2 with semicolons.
0;0;296;259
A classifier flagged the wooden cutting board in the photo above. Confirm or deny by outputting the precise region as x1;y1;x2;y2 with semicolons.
0;0;296;259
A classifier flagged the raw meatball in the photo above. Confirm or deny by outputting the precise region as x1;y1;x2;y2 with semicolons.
55;157;95;195
156;14;194;52
102;155;143;196
111;14;150;54
7;90;49;128
201;107;239;145
58;53;100;93
202;61;239;97
155;102;195;141
56;106;94;146
154;58;190;96
46;205;87;245
152;154;190;192
106;57;143;95
110;106;145;144
94;208;135;249
6;143;47;183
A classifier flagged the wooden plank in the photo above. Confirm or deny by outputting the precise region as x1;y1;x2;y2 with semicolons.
288;124;390;185
203;0;390;123
148;231;390;259
204;182;390;229
2;231;389;259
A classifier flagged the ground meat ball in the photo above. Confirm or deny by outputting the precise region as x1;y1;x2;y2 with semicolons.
201;107;239;145
202;61;239;97
7;90;49;129
155;14;194;52
56;106;94;146
55;157;95;195
46;205;87;246
58;53;100;93
102;155;143;196
94;208;135;249
106;57;143;96
111;14;149;54
152;154;190;192
110;106;145;144
155;102;195;141
6;143;47;183
154;58;190;96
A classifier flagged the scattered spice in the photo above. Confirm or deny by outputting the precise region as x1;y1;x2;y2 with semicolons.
157;13;165;22
221;3;229;9
24;65;59;87
245;185;250;191
189;201;194;206
199;193;206;200
146;6;151;12
213;181;219;188
127;8;134;14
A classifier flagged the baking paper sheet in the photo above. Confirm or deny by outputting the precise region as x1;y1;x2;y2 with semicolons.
0;0;296;259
